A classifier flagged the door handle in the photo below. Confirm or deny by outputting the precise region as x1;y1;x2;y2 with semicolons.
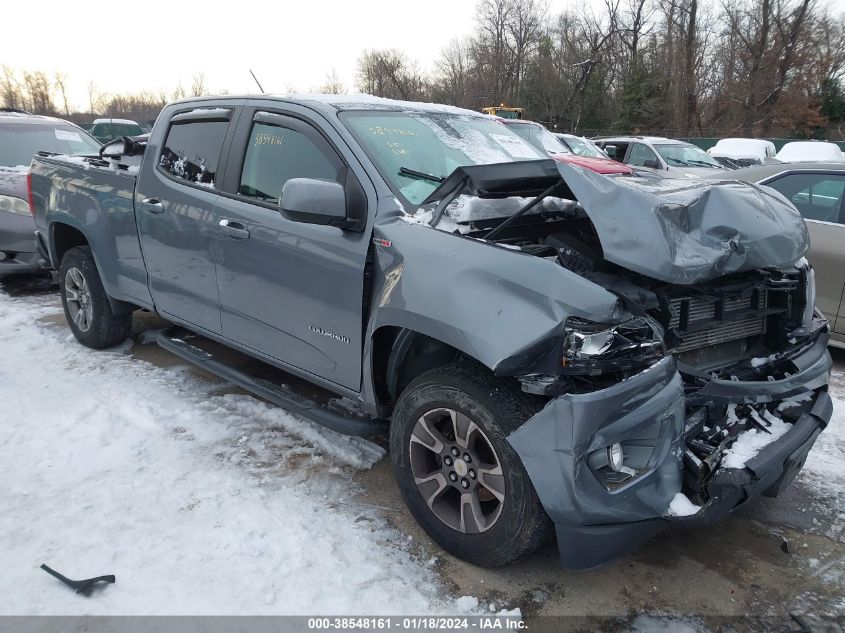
142;198;164;213
218;218;250;240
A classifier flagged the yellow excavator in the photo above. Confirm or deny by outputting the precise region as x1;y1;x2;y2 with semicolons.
481;105;524;119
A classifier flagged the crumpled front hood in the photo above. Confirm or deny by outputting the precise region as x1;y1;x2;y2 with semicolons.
557;162;809;284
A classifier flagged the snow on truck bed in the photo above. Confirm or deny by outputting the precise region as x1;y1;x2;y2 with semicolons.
0;293;483;615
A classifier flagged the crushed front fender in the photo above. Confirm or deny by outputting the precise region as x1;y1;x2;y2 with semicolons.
507;357;685;567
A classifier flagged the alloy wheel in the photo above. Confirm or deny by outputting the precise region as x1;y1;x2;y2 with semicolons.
64;267;93;333
409;407;506;534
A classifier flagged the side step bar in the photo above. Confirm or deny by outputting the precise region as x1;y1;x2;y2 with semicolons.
155;330;386;439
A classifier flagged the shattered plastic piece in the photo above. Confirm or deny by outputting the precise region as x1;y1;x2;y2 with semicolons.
781;537;791;554
40;564;115;596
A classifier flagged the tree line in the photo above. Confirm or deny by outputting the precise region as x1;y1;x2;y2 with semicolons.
358;0;845;138
0;69;214;126
3;0;844;138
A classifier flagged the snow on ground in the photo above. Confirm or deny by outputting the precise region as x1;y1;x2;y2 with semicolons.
797;369;845;539
0;293;466;615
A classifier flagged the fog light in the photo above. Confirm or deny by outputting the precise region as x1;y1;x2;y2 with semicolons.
0;252;7;261
607;443;624;472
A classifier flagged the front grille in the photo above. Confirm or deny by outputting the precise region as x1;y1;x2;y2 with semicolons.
668;292;766;354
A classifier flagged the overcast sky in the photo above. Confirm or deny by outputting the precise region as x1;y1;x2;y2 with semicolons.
2;0;597;112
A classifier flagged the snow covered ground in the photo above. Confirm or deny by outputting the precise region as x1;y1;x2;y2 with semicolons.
0;292;476;615
1;287;844;619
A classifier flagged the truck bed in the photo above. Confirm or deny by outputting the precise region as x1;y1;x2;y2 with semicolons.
30;153;153;310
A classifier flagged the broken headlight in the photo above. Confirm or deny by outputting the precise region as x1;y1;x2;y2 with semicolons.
561;316;664;375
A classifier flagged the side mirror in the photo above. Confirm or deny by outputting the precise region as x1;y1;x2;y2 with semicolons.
100;138;128;159
643;159;661;169
604;144;617;158
99;135;147;159
280;178;354;228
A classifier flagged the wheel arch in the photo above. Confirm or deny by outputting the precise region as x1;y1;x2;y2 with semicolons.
371;326;475;413
49;220;89;269
51;221;136;316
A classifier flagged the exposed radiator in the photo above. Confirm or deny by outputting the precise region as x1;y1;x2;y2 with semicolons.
669;293;766;353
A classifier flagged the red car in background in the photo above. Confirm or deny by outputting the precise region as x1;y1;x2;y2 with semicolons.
498;118;631;175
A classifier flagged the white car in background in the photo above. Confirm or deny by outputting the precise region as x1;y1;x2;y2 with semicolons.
555;133;609;159
707;138;777;167
594;136;730;178
776;141;845;163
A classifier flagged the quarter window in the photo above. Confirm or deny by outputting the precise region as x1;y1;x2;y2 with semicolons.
239;120;340;203
766;174;845;224
159;120;229;188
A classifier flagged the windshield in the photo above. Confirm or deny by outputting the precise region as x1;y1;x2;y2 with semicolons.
0;122;102;167
561;135;606;158
653;143;721;168
507;122;569;156
342;111;545;205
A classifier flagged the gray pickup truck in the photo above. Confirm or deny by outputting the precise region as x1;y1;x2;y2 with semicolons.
30;95;833;569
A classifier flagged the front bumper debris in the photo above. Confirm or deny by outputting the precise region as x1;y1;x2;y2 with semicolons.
507;332;833;570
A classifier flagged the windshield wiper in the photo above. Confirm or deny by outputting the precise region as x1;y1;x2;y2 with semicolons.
686;159;721;168
399;167;444;183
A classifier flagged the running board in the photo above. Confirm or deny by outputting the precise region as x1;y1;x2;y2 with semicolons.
155;330;386;439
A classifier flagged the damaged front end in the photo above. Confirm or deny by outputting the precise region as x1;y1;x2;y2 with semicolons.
414;160;834;569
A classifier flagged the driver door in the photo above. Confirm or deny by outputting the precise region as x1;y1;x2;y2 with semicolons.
212;106;373;391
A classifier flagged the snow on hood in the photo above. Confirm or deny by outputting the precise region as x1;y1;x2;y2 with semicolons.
708;139;773;161
557;162;809;284
775;141;845;163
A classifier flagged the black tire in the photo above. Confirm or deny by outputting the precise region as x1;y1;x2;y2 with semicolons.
59;246;132;349
390;361;552;567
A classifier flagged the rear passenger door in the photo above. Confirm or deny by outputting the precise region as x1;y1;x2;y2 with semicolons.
135;103;241;334
764;171;845;333
212;105;373;391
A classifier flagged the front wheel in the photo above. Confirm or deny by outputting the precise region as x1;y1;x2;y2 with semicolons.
390;362;552;567
59;246;132;349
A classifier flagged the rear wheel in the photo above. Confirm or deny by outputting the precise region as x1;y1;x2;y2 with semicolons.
390;361;552;567
59;246;132;349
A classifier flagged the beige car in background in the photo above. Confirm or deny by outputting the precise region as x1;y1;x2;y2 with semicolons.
725;163;845;348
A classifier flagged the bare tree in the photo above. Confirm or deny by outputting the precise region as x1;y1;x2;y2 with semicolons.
54;72;71;117
320;68;346;94
190;72;208;97
356;49;429;100
1;66;24;110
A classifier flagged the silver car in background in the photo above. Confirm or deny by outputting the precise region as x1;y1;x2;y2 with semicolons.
595;136;730;178
0;109;101;278
716;162;845;348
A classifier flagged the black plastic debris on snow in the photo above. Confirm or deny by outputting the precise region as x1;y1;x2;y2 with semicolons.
40;564;115;596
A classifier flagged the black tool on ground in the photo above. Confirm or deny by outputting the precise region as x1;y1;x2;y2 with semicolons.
40;564;115;596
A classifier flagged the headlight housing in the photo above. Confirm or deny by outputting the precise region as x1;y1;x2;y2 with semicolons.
562;316;664;375
0;194;30;216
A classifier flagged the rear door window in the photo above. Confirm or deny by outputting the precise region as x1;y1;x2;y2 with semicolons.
238;116;341;204
159;120;229;188
766;173;845;224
